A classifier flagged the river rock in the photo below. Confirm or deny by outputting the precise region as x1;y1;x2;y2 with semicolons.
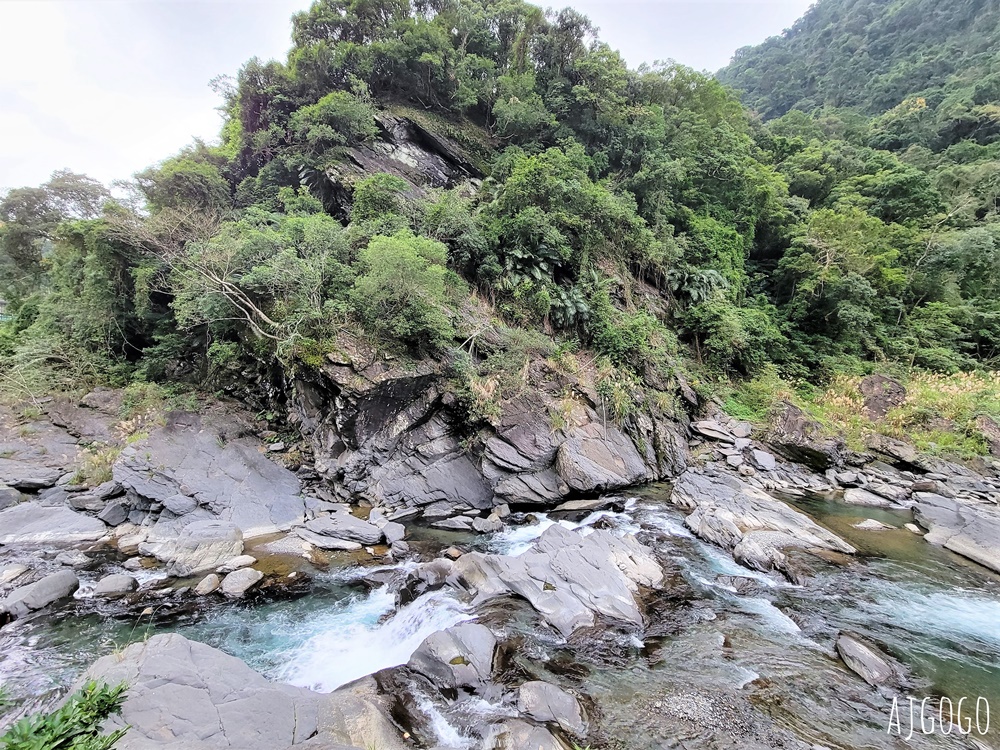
139;519;244;576
0;502;107;546
517;681;587;736
113;410;306;540
305;513;384;545
836;633;902;687
472;514;503;534
671;470;855;580
768;401;844;470
433;516;474;531
195;574;222;596
94;574;139;598
382;521;406;544
0;569;79;619
843;488;897;508
0;564;29;586
913;493;1000;574
482;720;566;750
295;529;364;551
853;519;894;531
0;459;62;490
453;525;662;636
220;568;264;598
217;555;257;573
859;374;906;420
407;623;497;690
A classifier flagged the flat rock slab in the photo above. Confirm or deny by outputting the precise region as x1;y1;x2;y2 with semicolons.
914;493;1000;574
453;525;662;636
836;633;902;687
0;503;107;546
671;470;855;580
305;513;384;545
0;459;62;490
139;520;244;577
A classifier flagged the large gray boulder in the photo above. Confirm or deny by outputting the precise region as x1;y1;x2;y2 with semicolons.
482;720;568;750
671;470;855;579
913;493;1000;574
453;525;662;636
0;459;62;490
836;633;902;687
305;513;384;545
76;634;321;750
0;503;107;546
1;569;79;619
407;623;496;690
517;681;587;736
0;484;21;510
555;424;653;494
220;568;264;598
93;574;139;599
75;632;404;750
139;520;244;577
114;411;305;539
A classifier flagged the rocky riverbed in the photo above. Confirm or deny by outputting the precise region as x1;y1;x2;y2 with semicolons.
1;386;999;749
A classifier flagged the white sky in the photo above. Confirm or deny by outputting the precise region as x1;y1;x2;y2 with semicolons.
0;0;814;192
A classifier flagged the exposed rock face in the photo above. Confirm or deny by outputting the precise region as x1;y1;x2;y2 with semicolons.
319;112;483;220
0;570;79;620
452;525;662;636
0;484;22;510
767;401;845;470
517;681;588;736
0;503;107;546
859;375;906;420
114;411;305;539
670;470;855;579
292;349;685;515
483;720;568;750
407;623;496;690
913;492;1000;574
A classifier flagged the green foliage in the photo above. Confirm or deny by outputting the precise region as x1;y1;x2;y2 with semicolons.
0;681;128;750
290;88;378;157
350;232;456;352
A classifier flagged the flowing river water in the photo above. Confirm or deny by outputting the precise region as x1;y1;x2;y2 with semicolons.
1;484;998;749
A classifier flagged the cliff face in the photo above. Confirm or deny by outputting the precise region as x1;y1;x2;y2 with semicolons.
289;342;688;516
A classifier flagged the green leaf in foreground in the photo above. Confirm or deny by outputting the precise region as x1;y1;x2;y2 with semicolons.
0;682;128;750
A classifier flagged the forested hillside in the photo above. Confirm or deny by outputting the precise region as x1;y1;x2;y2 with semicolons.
1;0;998;454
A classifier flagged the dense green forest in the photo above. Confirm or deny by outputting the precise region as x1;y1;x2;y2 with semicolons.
1;0;998;426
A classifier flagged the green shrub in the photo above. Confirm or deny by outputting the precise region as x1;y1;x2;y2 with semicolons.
0;681;128;750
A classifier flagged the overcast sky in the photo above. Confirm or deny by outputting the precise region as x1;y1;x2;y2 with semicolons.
0;0;813;192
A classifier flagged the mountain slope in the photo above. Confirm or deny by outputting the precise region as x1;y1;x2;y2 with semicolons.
718;0;1000;124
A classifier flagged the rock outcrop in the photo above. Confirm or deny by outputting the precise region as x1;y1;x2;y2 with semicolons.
75;633;413;750
670;469;855;579
452;524;662;635
291;348;685;517
406;623;496;690
913;492;1000;574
